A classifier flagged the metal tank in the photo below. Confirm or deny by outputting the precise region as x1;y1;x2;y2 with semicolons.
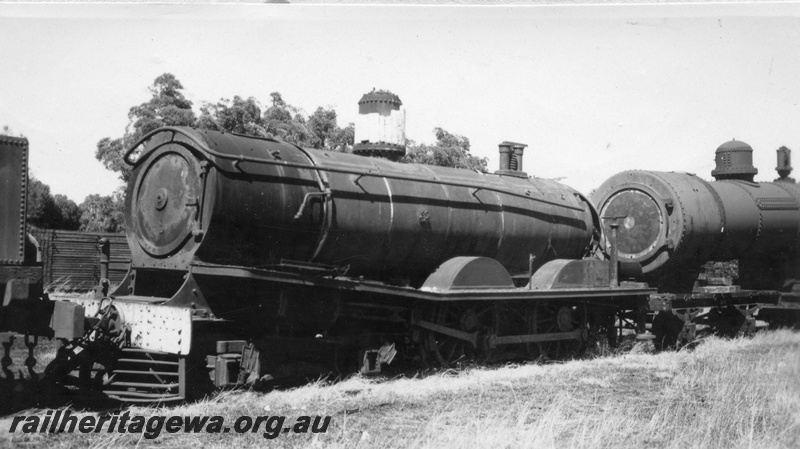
0;135;29;266
124;127;597;286
352;90;406;161
592;140;800;291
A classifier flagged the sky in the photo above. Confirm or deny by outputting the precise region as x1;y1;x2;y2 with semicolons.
1;3;799;202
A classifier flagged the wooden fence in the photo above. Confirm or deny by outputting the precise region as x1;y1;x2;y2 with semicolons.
31;229;130;291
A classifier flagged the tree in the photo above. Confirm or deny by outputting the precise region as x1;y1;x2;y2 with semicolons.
402;127;487;172
270;92;286;108
53;195;82;230
331;123;355;152
127;73;196;138
26;177;81;230
95;73;196;183
262;92;313;145
95;137;128;181
196;91;354;151
27;176;60;229
79;191;125;233
197;96;268;137
306;107;338;149
305;107;355;152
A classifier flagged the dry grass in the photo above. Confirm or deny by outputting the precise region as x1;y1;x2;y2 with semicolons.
45;279;100;297
1;330;798;449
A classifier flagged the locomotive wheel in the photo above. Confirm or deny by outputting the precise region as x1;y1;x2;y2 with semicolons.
524;302;584;360
420;302;495;368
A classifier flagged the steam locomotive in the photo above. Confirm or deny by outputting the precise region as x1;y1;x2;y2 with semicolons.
593;140;800;293
1;126;796;404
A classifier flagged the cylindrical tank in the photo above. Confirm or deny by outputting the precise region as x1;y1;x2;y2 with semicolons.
125;127;597;286
592;170;800;291
352;90;406;161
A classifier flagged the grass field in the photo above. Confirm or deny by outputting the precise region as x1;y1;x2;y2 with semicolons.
1;330;798;449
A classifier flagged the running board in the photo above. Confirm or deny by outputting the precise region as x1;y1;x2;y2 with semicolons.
488;330;583;347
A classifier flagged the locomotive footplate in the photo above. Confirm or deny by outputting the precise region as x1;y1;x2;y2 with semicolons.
189;263;656;302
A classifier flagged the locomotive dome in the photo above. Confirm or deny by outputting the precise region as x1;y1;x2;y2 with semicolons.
711;139;758;181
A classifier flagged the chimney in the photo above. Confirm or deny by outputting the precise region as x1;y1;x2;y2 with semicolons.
776;146;793;182
513;143;526;172
495;141;527;177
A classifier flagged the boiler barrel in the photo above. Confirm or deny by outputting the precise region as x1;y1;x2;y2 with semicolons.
592;170;800;289
125;127;597;284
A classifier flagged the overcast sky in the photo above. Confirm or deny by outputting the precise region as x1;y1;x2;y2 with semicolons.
1;3;799;202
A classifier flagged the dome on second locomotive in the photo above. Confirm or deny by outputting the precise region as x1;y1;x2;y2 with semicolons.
711;139;758;181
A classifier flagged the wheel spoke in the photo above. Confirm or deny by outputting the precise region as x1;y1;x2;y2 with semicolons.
524;301;585;360
417;302;496;368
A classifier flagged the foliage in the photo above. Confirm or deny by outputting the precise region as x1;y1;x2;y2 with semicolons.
127;73;196;138
95;137;128;181
26;177;80;230
27;175;120;232
307;107;353;151
95;73;196;183
402;127;487;172
95;76;360;186
262;92;314;145
78;190;125;233
333;123;355;152
26;176;60;229
195;91;355;151
53;194;82;230
197;96;268;137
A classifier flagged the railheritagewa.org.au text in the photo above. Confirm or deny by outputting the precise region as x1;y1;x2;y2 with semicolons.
8;410;331;439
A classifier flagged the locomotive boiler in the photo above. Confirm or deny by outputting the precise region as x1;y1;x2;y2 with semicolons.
125;127;597;285
592;140;800;292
